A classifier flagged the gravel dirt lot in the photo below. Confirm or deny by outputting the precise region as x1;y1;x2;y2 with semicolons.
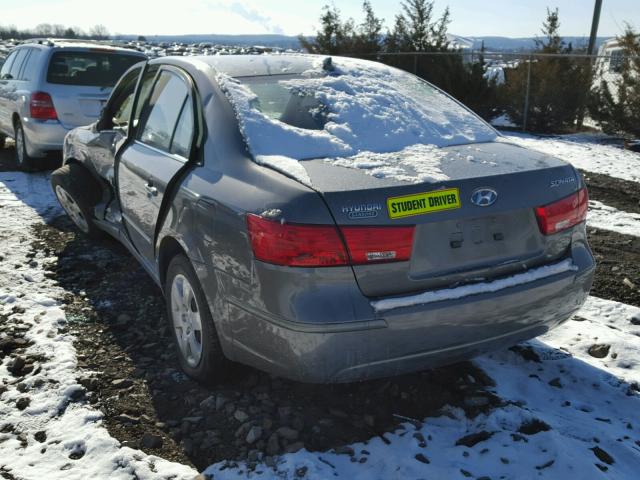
1;140;639;475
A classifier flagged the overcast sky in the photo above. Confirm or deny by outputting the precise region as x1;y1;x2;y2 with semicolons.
2;0;638;37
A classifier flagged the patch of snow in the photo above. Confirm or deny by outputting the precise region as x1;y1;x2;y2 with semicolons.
502;133;640;183
371;259;577;312
0;172;196;480
543;296;640;384
326;144;449;184
484;66;505;85
587;200;640;236
255;155;313;187
490;113;516;128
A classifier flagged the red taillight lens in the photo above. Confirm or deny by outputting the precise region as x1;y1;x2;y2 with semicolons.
30;92;58;120
341;226;415;264
535;188;588;235
246;215;416;267
246;214;349;267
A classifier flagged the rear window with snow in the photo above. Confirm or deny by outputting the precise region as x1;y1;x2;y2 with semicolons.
218;58;497;162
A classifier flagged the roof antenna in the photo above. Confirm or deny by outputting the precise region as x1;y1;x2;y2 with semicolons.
322;56;335;72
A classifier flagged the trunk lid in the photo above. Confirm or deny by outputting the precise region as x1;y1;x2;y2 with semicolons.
301;140;580;297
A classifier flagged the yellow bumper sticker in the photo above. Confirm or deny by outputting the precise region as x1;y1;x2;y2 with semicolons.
387;188;461;219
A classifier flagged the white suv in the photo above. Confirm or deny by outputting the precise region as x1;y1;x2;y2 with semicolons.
0;39;145;170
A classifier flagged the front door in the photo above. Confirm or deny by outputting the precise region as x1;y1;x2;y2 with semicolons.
117;66;196;265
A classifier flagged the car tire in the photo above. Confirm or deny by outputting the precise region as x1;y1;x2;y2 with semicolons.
165;254;232;385
14;122;35;171
50;163;103;239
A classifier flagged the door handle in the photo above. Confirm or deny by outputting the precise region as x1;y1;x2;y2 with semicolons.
144;183;158;196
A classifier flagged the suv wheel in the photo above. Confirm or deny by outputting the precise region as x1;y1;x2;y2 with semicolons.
51;164;103;238
14;122;35;171
165;254;231;384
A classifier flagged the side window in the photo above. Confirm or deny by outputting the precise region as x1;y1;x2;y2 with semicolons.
138;71;190;153
100;65;142;131
21;49;42;82
170;98;194;157
0;51;17;79
8;49;28;80
132;65;159;129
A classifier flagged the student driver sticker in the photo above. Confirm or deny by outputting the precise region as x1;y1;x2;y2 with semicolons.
387;188;461;219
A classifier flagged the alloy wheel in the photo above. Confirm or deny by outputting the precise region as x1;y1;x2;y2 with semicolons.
54;185;89;233
170;274;204;368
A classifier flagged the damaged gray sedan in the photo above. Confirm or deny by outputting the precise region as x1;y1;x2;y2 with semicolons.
52;54;595;383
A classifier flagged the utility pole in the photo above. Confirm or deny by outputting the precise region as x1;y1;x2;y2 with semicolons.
587;0;603;55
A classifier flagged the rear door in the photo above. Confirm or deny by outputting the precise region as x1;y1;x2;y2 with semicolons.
45;49;143;128
117;65;196;264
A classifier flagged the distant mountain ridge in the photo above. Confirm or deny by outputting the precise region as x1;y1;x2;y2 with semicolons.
116;33;612;52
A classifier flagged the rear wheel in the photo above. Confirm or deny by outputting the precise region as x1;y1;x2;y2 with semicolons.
165;254;231;384
51;164;103;238
14;122;35;171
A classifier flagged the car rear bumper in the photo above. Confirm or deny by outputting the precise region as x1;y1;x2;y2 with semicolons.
22;118;70;156
223;242;595;383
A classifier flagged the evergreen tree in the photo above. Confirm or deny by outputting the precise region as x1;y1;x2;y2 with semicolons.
589;26;640;139
501;8;593;132
299;5;355;55
384;14;410;52
535;8;562;53
400;0;450;52
355;1;383;54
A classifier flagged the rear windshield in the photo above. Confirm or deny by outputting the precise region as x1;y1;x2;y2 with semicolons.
241;76;329;130
47;51;142;87
222;59;497;161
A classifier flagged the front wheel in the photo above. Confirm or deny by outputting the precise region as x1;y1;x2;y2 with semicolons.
50;164;103;238
165;254;231;384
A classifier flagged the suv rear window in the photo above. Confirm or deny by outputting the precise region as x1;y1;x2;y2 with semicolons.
47;51;142;87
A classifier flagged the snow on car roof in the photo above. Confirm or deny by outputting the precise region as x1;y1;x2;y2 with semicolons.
213;55;497;185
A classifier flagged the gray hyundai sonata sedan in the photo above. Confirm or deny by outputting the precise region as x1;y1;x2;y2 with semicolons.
52;54;595;383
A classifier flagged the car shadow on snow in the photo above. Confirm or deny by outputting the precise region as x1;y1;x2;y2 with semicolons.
0;141;62;173
27;212;503;470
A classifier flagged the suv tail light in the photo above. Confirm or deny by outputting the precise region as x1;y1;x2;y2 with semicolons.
246;214;415;267
535;188;588;235
30;92;58;120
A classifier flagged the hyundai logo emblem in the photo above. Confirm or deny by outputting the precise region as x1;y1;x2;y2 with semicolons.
470;188;498;207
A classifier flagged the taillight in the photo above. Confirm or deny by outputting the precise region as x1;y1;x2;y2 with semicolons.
246;214;348;267
341;226;414;264
535;188;588;235
30;92;58;120
246;214;415;267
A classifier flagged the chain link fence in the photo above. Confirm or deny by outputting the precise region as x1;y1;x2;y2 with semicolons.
356;50;636;134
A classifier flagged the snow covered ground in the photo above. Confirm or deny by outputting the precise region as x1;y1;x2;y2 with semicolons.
588;200;640;237
0;173;196;479
1;131;639;479
503;133;640;183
